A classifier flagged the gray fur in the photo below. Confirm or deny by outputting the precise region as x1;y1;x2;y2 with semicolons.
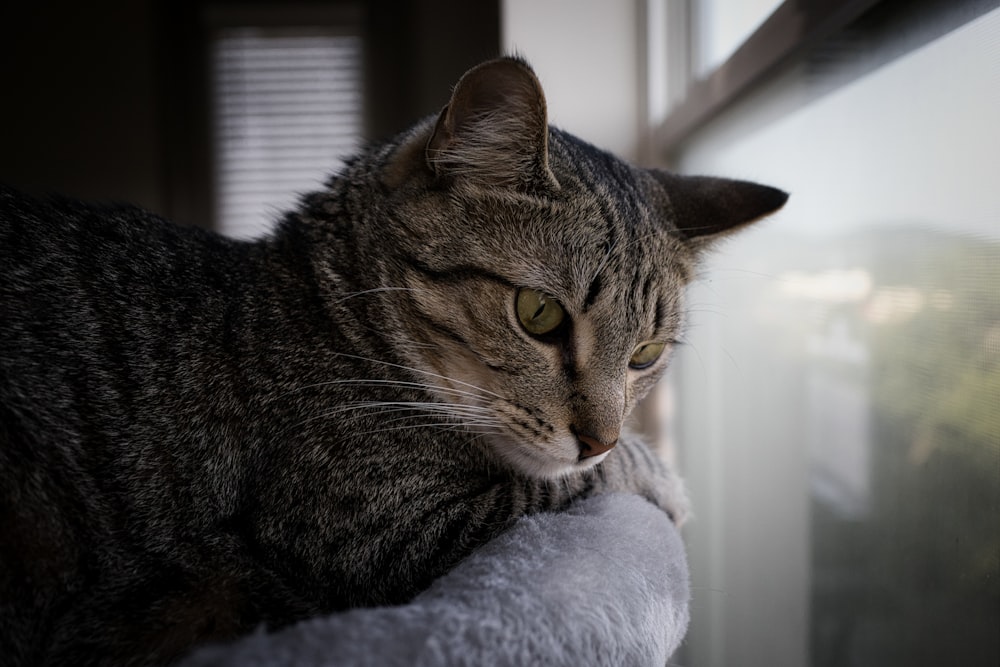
0;57;785;665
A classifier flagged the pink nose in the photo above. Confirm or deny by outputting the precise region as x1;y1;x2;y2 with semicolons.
576;431;618;459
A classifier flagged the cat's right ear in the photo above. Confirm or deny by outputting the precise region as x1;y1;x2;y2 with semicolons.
425;57;558;190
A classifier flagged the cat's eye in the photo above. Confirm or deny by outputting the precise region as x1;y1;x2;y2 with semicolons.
516;288;565;336
629;341;666;370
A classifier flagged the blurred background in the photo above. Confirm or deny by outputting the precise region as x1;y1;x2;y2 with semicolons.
2;1;997;665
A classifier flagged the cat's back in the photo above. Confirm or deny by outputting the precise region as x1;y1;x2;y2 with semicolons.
0;187;281;665
0;186;242;303
2;187;230;415
0;185;295;439
3;186;273;350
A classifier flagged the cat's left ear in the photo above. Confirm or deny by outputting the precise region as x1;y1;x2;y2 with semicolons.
651;170;788;250
426;57;558;190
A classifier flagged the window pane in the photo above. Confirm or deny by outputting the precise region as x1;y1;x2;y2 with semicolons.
672;6;1000;666
694;0;783;74
211;27;362;238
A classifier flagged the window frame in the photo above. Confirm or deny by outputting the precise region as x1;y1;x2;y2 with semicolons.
654;0;883;154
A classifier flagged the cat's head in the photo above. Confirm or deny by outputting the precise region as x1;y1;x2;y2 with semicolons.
367;57;786;479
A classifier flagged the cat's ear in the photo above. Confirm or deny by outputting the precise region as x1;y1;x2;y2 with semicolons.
426;57;557;189
651;170;788;250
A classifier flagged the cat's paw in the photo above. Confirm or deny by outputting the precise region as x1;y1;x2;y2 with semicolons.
652;463;692;528
597;434;692;527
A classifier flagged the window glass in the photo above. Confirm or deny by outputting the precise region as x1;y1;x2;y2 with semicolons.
694;0;783;74
211;27;362;238
671;7;1000;666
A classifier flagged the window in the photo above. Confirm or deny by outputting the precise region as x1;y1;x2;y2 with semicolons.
693;0;783;74
650;1;1000;665
208;7;363;238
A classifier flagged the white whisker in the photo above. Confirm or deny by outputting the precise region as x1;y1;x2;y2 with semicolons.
356;411;500;429
326;352;506;400
326;400;495;418
296;378;495;404
293;398;504;434
352;423;504;438
333;286;423;304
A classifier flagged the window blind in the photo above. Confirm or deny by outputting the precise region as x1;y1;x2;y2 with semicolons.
211;26;362;238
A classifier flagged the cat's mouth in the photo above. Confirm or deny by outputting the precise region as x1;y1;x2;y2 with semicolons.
482;433;610;479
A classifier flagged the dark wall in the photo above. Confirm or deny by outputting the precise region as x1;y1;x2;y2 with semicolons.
0;0;500;227
364;0;503;138
1;1;167;212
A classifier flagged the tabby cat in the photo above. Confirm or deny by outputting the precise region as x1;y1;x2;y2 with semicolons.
0;57;786;665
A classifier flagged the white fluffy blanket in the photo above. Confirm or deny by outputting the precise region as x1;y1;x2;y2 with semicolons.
179;493;689;666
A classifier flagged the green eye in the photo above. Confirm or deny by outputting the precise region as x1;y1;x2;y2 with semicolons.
629;341;666;370
516;288;565;336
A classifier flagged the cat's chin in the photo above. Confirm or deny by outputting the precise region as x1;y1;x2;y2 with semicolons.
482;435;611;480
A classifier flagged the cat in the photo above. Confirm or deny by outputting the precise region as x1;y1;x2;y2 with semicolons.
0;56;786;666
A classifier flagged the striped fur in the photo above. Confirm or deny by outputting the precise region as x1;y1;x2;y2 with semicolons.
0;57;785;665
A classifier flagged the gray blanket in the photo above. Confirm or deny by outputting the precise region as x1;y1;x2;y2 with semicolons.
180;493;689;666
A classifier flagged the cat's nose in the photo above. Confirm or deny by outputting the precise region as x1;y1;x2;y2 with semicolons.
575;429;618;459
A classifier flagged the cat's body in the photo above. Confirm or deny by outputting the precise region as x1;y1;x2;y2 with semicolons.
0;58;786;665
